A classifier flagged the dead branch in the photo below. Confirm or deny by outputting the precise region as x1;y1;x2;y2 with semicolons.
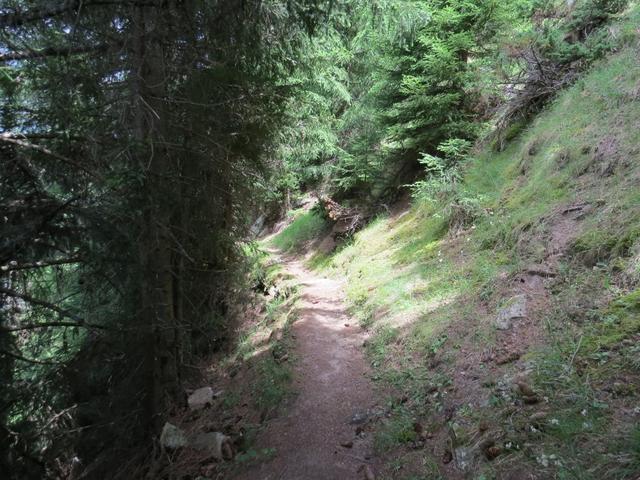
1;257;83;272
0;133;93;175
0;286;85;323
0;43;113;63
0;348;63;365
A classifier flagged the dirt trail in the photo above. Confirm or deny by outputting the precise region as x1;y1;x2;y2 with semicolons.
234;256;378;480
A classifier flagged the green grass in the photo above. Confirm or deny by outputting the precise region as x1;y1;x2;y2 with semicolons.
268;209;328;252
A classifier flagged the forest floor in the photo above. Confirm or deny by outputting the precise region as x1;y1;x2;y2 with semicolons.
232;253;381;480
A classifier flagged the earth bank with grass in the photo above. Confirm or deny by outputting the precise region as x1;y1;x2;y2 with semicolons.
246;24;640;479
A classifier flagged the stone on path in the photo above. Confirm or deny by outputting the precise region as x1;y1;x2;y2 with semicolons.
188;386;218;410
190;432;232;461
494;294;527;330
160;422;188;450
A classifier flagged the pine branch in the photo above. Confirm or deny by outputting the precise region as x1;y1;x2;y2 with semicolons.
0;286;84;323
0;1;158;29
0;349;63;365
1;257;83;272
0;321;108;332
0;133;93;175
0;43;111;63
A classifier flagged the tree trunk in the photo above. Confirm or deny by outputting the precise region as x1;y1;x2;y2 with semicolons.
132;3;181;433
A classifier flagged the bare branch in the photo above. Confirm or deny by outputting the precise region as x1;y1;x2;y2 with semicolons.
0;43;110;63
0;286;84;323
0;133;93;175
0;1;158;29
1;257;83;272
0;321;107;332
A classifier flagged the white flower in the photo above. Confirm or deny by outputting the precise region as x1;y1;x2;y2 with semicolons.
550;418;559;425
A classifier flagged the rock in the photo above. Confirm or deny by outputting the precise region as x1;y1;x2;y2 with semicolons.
190;432;232;461
454;446;474;471
349;411;370;425
160;422;188;450
495;295;527;330
340;440;353;448
267;285;279;298
249;214;266;237
188;387;218;410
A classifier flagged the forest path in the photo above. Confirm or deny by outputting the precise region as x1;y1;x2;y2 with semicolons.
233;253;379;480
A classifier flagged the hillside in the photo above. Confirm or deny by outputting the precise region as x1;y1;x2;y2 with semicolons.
264;22;640;480
2;1;639;479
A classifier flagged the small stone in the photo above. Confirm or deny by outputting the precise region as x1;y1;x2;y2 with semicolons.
340;440;353;448
160;422;188;450
190;432;231;461
349;411;369;425
454;446;474;471
494;295;527;330
188;387;217;410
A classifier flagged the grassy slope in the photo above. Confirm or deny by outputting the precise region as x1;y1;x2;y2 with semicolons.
268;207;328;253
297;13;640;480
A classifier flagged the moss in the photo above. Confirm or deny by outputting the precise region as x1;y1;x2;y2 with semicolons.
584;289;640;351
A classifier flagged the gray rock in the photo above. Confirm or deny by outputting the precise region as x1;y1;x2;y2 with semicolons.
494;295;527;330
160;422;188;450
190;432;230;460
454;446;475;471
188;386;218;410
